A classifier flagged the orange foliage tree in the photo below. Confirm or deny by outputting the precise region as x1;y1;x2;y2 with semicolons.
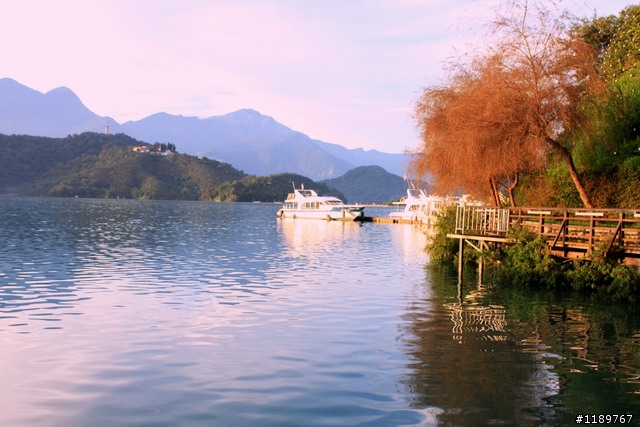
410;0;604;207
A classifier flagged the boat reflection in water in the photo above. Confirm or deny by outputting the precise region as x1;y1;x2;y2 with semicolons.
277;208;427;263
277;215;364;259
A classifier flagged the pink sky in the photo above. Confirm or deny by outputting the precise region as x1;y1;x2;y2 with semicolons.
1;0;631;153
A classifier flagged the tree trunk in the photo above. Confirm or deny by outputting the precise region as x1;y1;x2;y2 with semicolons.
546;137;594;209
489;177;500;206
505;173;518;207
507;186;516;207
496;174;518;207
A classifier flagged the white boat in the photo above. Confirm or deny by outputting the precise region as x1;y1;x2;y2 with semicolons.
389;188;443;223
277;184;365;221
388;188;479;225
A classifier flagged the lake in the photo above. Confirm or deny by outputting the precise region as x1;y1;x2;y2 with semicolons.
0;197;638;426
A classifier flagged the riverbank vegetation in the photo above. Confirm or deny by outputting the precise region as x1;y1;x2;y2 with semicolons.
427;207;640;304
486;226;640;304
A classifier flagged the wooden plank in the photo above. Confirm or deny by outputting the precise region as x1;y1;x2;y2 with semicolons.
606;220;624;254
447;234;508;244
575;212;604;217
550;219;568;248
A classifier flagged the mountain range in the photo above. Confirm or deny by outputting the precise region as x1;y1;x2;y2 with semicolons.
0;78;409;181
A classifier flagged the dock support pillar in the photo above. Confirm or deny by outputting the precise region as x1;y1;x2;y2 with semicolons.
458;238;464;281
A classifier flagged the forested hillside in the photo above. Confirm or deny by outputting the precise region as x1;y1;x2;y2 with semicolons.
0;132;246;200
322;165;410;204
209;173;346;203
0;132;136;192
0;132;408;203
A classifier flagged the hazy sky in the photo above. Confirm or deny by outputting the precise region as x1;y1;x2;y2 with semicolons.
2;0;631;153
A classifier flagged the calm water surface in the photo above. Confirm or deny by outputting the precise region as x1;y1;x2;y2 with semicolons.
0;198;638;426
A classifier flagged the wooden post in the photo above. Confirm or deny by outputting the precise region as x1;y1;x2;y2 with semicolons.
458;238;464;281
619;212;624;249
539;213;544;235
588;216;595;255
562;212;567;256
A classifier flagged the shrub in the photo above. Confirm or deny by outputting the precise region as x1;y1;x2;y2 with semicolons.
486;225;565;289
426;205;460;263
568;248;640;303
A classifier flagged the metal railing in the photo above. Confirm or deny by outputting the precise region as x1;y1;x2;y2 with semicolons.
455;205;510;236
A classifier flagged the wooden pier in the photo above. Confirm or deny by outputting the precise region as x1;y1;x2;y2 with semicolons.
358;216;424;225
448;206;640;268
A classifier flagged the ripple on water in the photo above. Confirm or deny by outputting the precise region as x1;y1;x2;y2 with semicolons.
6;199;637;426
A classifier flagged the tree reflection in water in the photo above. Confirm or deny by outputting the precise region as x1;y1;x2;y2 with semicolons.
399;264;640;426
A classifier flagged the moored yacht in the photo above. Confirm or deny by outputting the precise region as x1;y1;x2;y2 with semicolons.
389;187;481;225
277;184;365;221
389;188;443;223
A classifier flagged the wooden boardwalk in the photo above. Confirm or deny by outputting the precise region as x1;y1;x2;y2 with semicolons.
448;206;640;266
358;216;423;225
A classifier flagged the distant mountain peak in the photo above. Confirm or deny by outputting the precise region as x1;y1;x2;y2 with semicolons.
46;85;77;97
231;108;263;117
45;86;85;106
219;108;281;127
0;77;24;87
0;77;409;179
0;77;42;99
0;77;19;87
0;78;104;136
208;108;294;137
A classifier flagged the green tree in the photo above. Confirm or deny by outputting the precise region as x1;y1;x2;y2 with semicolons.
600;5;640;80
570;6;640;164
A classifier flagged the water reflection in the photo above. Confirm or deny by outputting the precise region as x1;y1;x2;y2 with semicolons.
1;198;638;426
1;198;437;426
401;271;558;425
277;218;363;259
445;286;508;344
277;217;429;259
401;264;640;425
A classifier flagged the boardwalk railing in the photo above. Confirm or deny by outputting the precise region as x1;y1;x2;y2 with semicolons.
455;205;510;236
453;206;640;261
509;207;640;258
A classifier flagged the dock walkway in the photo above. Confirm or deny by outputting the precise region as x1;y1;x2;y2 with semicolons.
357;216;424;225
448;206;640;266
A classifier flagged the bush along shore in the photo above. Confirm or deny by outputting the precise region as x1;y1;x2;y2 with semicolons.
427;206;640;305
